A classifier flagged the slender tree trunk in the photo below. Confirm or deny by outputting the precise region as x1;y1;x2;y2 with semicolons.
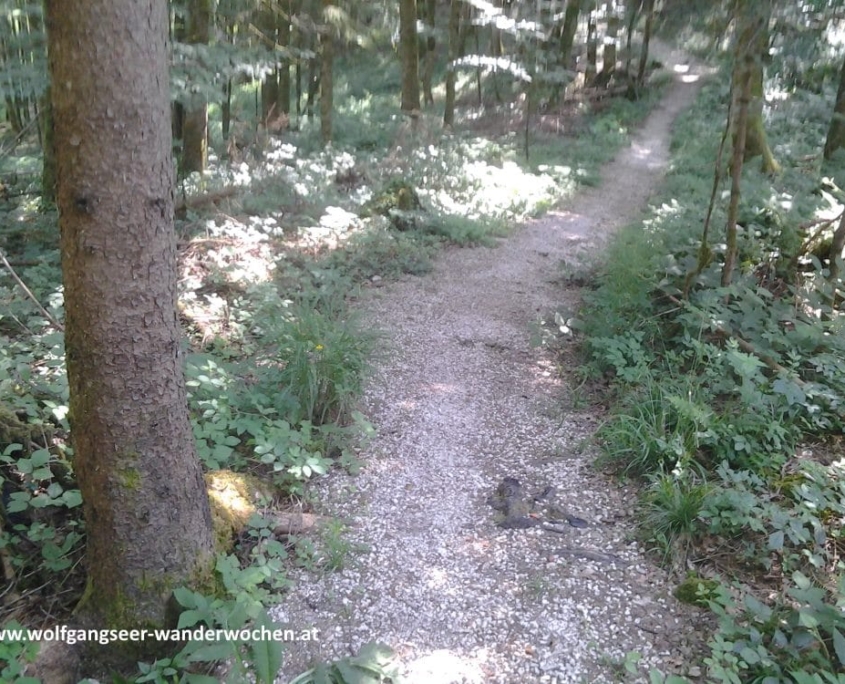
45;0;214;634
220;17;233;141
222;79;232;140
260;6;280;121
306;54;320;117
586;8;597;85
171;10;186;143
399;0;420;112
181;0;211;175
320;0;333;145
602;0;618;81
824;52;845;160
421;0;436;106
637;0;653;84
444;0;461;127
734;0;779;174
295;10;304;118
723;54;752;288
625;0;639;76
559;0;580;69
279;0;293;115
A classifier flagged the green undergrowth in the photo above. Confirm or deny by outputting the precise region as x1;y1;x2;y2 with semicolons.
576;57;845;683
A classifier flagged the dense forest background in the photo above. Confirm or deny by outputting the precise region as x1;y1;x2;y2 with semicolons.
1;0;845;682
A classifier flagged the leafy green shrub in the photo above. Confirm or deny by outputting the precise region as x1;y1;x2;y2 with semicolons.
288;642;400;684
705;571;845;684
251;298;375;427
0;622;39;684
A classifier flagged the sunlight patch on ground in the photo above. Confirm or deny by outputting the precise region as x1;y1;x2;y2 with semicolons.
400;647;489;684
642;198;684;233
427;159;562;220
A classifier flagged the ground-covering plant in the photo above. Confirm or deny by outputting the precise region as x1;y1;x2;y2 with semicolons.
578;34;845;684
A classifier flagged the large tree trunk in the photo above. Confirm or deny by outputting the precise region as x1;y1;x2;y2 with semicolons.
443;0;461;127
824;52;845;161
399;0;420;112
320;0;334;145
733;0;779;174
46;0;214;632
181;0;211;175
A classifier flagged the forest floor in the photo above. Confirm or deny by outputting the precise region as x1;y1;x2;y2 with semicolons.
275;42;713;684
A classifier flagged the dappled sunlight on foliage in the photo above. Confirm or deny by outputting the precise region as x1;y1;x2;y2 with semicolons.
580;25;845;680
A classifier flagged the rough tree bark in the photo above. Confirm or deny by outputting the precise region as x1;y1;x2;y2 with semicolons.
45;0;214;631
399;0;420;112
181;0;211;174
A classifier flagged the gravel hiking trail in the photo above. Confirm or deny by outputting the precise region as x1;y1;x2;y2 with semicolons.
276;43;711;684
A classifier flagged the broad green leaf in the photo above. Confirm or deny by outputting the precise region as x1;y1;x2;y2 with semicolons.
767;530;784;551
833;627;845;667
249;611;284;684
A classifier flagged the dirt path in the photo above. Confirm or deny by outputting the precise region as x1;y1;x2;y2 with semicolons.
276;44;710;683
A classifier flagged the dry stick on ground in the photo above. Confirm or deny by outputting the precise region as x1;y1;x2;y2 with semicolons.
798;209;845;255
174;186;238;213
0;249;64;331
0;116;40;163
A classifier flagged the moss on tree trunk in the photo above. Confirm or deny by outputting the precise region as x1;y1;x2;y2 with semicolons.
733;0;779;174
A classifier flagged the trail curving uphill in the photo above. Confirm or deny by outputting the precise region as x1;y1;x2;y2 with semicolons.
277;43;710;684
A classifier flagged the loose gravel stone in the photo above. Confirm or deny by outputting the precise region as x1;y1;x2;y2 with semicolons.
274;41;712;684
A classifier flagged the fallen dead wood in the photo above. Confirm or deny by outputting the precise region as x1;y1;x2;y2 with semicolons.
175;186;239;213
270;512;327;536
